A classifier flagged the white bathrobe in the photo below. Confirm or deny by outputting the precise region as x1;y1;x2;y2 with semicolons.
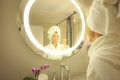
43;42;72;60
43;42;65;60
87;33;120;80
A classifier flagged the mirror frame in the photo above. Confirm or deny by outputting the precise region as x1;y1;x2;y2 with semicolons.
23;0;86;56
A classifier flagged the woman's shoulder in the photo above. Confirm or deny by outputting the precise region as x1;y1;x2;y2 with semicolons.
89;34;120;57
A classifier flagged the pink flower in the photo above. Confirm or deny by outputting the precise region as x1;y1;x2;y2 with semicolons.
32;68;36;74
40;64;50;70
36;68;41;74
32;64;50;79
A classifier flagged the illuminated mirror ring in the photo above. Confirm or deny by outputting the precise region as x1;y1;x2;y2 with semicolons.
23;0;85;55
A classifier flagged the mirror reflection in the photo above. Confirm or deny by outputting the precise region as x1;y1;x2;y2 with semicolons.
43;25;72;60
17;0;85;60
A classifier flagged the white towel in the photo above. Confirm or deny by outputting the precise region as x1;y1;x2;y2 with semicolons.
86;0;107;34
102;0;120;35
47;25;60;41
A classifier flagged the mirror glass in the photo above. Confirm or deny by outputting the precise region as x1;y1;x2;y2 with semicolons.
17;0;86;60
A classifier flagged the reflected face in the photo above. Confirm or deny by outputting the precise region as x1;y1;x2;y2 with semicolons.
52;32;59;44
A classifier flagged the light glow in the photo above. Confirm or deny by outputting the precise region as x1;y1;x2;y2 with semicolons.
23;0;85;55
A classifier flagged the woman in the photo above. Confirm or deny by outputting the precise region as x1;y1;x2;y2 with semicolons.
86;0;120;80
43;26;71;60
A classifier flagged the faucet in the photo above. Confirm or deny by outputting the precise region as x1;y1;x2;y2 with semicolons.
60;61;70;80
66;69;70;80
52;72;56;80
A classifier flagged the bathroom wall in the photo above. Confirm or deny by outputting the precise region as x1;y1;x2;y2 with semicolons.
71;73;86;80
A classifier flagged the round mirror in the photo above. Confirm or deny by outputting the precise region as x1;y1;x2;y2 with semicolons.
17;0;86;60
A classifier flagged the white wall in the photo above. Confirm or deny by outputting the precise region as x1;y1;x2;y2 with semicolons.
71;73;86;80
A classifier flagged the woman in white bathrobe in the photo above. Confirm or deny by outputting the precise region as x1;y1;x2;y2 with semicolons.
43;26;72;60
86;0;120;80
